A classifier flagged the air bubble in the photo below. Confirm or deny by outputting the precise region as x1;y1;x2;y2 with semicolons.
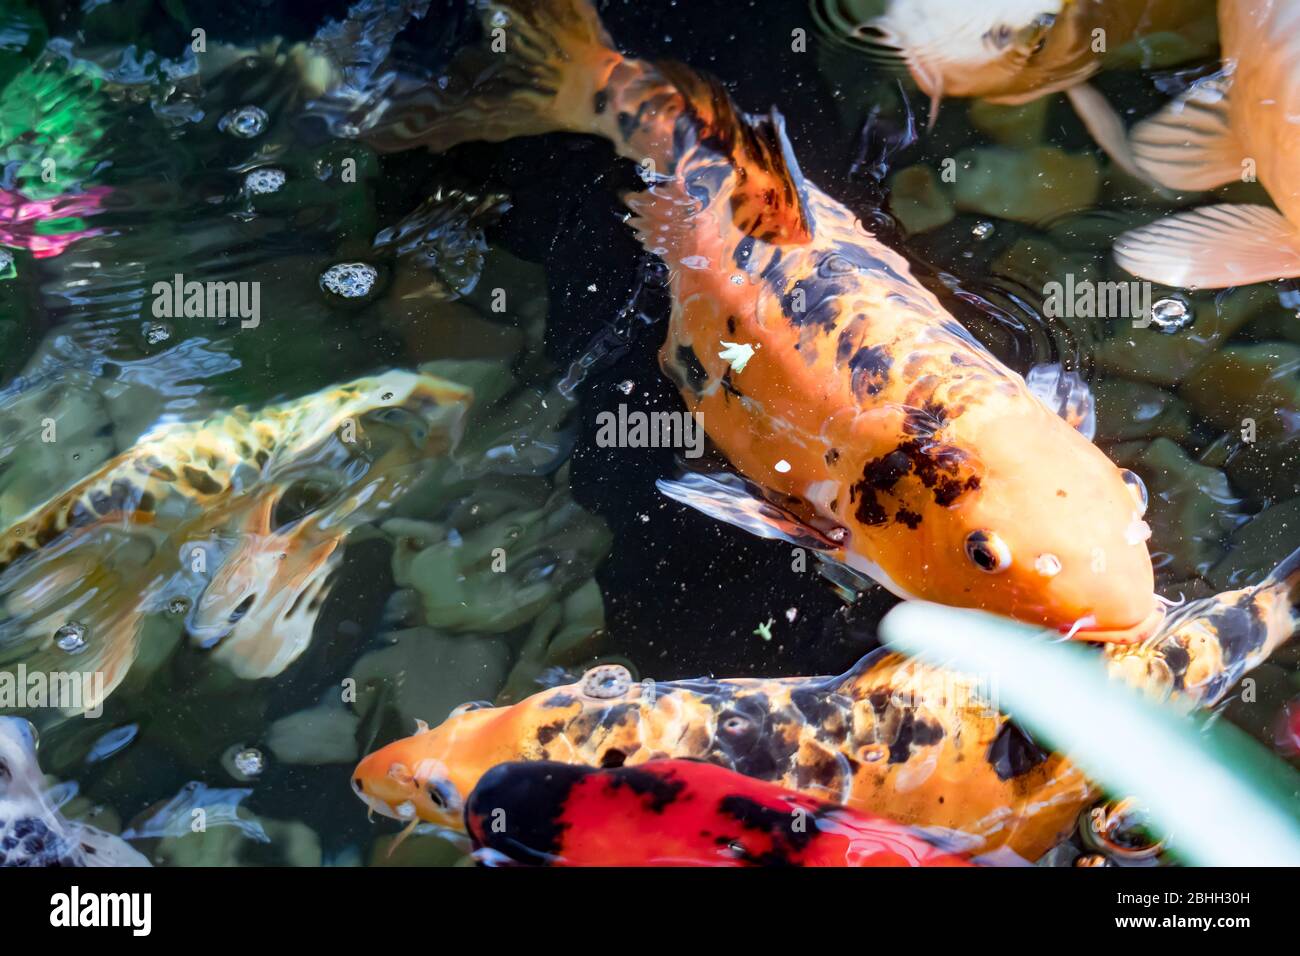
219;105;268;138
243;168;286;195
54;622;88;654
971;221;995;240
143;322;172;346
233;748;265;778
1149;297;1193;333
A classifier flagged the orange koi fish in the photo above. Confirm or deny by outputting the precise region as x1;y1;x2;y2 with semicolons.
1116;0;1300;287
466;758;975;866
356;653;1092;859
354;546;1300;861
364;0;1159;642
0;371;469;713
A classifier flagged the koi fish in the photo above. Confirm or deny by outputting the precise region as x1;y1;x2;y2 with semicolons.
1115;0;1300;287
354;546;1300;861
811;0;1216;179
0;717;149;866
466;758;975;866
1104;544;1300;709
355;652;1092;858
0;370;470;713
362;0;1160;643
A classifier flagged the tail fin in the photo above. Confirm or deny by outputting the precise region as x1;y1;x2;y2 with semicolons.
363;0;616;153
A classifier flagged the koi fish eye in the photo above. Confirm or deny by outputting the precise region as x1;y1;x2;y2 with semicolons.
965;530;1012;573
1120;469;1148;515
580;664;632;700
1015;12;1056;55
426;778;461;813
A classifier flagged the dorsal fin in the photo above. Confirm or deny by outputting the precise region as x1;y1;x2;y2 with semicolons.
655;61;813;244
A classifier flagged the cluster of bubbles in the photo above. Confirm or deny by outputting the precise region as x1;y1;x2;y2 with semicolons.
218;105;269;139
319;262;379;299
243;168;287;195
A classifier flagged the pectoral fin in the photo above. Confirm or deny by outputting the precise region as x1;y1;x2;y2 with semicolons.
1026;364;1096;439
0;527;153;716
1065;83;1160;189
1129;74;1243;191
655;472;839;550
187;495;344;679
1115;204;1300;288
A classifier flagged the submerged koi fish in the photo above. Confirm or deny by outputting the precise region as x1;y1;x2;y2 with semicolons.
0;717;148;866
354;545;1300;860
466;758;975;866
811;0;1215;179
0;370;470;713
1116;0;1300;288
1104;545;1300;709
356;652;1091;858
365;0;1159;642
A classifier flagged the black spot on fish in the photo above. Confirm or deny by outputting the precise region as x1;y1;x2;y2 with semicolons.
733;236;755;271
617;101;650;141
824;448;840;466
181;466;223;496
759;248;786;289
720;370;743;400
726;316;737;334
600;748;627;768
465;762;579;864
606;766;686;812
861;450;912;492
675;344;708;395
536;720;565;746
852;488;889;526
896;508;922;529
848;346;892;398
684;162;730;206
781;276;849;331
717;794;817;857
543;693;578;709
987;721;1048;780
593;89;608;115
903;401;948;438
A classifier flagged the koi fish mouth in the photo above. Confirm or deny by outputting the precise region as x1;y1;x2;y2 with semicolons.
1062;602;1166;645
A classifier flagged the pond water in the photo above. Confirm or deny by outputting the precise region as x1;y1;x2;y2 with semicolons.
0;0;1296;867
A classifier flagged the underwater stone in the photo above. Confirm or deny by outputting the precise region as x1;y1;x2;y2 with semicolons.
886;165;954;235
350;627;512;731
950;146;1100;224
266;700;360;765
1182;343;1300;443
1094;286;1275;387
1093;380;1192;443
967;97;1049;148
1206;497;1300;592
